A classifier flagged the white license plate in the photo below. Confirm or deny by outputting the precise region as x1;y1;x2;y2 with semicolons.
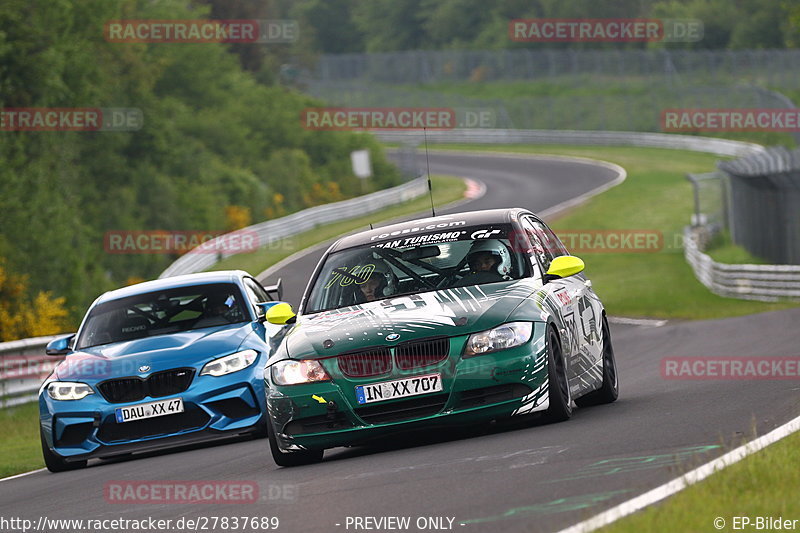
114;398;184;423
355;374;442;405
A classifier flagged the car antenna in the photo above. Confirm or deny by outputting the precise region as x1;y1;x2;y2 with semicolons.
424;127;435;217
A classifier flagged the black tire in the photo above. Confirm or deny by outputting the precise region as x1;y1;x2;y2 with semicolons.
576;315;619;407
40;429;87;473
543;326;572;423
250;418;268;439
267;421;323;467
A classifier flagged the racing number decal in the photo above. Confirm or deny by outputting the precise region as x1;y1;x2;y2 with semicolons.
577;295;599;346
324;264;375;288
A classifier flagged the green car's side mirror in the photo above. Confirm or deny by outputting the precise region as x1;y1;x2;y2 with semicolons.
543;256;585;283
266;302;297;325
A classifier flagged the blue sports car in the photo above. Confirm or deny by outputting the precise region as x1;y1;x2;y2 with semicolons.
39;271;282;472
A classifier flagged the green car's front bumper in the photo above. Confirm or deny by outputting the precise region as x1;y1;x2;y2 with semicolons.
266;323;549;451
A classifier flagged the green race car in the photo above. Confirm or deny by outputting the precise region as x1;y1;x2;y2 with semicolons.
263;208;618;466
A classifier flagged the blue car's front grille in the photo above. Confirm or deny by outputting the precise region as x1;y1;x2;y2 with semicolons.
98;368;195;403
97;405;210;442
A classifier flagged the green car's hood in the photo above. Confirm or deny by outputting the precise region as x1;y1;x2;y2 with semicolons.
285;279;539;359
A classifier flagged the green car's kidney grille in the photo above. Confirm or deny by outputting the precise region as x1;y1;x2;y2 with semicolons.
334;337;451;378
337;348;392;378
395;337;449;370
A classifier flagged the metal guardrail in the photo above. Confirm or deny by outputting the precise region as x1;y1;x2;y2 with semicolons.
312;49;800;88
375;129;765;157
683;227;800;301
159;177;428;278
0;335;63;407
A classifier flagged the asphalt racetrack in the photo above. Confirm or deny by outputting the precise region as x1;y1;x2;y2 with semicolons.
2;150;799;533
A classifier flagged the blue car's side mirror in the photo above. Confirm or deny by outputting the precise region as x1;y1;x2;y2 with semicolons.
46;334;75;356
255;301;281;322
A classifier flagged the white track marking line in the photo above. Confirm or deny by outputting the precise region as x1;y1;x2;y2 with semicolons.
555;413;800;533
608;316;667;328
0;468;46;482
537;161;627;220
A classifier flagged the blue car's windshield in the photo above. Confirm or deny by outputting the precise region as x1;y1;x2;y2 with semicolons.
76;283;249;349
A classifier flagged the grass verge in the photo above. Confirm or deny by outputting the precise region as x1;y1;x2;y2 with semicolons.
600;429;800;533
0;402;43;478
212;175;466;274
427;144;798;320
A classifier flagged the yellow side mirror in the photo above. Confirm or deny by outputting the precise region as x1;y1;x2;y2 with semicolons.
266;302;296;325
546;255;585;279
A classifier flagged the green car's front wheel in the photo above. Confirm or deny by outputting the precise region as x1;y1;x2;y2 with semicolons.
267;421;324;467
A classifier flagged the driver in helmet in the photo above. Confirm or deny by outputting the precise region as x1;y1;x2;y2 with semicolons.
355;258;397;303
453;239;512;287
204;292;236;320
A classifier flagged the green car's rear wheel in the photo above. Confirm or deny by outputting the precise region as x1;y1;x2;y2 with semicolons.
544;326;572;423
267;420;323;467
576;315;619;407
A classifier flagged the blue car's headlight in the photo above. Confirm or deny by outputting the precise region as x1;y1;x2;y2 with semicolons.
47;382;94;401
200;350;258;377
463;322;534;358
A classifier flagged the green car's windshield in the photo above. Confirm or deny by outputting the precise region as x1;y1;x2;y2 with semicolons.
76;283;249;349
304;224;530;314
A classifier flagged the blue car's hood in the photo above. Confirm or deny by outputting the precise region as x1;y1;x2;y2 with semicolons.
56;324;255;381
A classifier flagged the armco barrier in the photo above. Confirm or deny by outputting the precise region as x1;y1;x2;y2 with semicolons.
683;227;800;301
159;176;428;278
0;335;63;407
373;129;765;157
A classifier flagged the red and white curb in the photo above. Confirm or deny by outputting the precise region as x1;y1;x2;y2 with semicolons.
463;179;486;200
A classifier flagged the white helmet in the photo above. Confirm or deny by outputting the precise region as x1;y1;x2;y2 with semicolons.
356;255;397;298
467;239;512;277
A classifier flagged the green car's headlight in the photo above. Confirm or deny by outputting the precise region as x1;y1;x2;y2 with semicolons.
271;359;331;386
463;322;534;358
200;349;258;377
47;382;94;401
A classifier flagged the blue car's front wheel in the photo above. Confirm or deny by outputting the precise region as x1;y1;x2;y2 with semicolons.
40;429;87;473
